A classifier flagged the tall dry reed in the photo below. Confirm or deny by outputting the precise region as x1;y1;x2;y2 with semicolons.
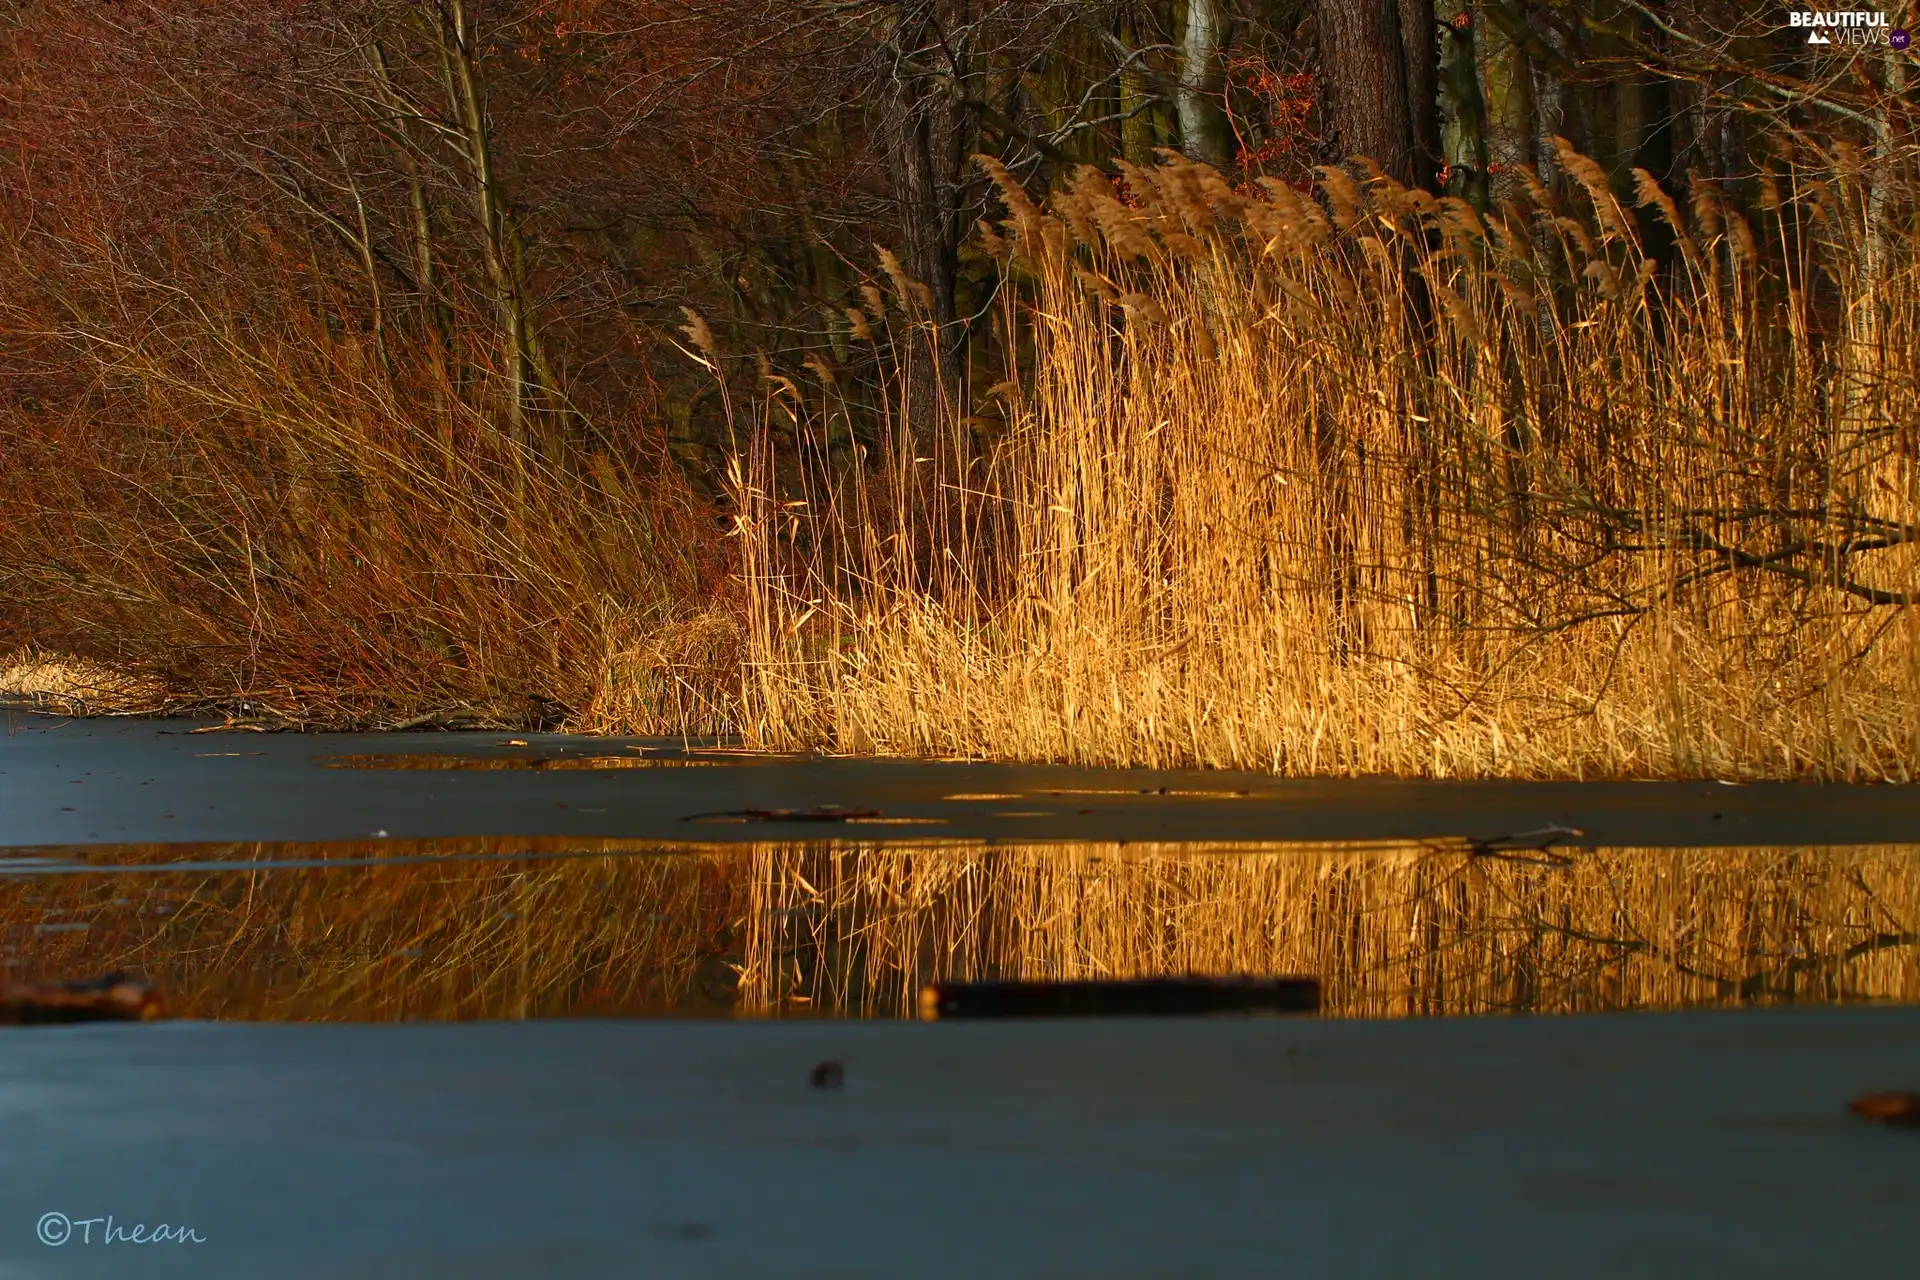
739;146;1920;778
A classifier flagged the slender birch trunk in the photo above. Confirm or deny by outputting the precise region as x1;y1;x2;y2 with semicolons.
1177;0;1233;168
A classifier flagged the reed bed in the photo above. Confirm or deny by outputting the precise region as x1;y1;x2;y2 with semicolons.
740;841;1920;1020
739;147;1920;778
9;144;1918;774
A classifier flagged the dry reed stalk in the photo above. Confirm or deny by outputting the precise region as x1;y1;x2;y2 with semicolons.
738;149;1920;778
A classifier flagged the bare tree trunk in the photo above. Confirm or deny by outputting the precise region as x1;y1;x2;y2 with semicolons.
883;1;969;442
1437;1;1490;206
1118;15;1160;168
1397;0;1441;188
369;43;446;341
1620;8;1675;268
440;0;552;457
1317;0;1433;185
1867;55;1905;288
368;38;459;452
1475;0;1532;202
336;146;390;373
1177;0;1233;167
1527;5;1578;191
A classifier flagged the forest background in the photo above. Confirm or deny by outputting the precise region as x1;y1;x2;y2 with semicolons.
2;2;1916;779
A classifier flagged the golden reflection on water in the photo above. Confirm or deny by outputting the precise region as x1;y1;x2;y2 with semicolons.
319;753;729;770
6;839;1918;1021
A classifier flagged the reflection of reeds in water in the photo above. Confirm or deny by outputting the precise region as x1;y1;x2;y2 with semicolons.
9;840;1918;1021
4;840;745;1021
739;843;1920;1019
319;753;728;770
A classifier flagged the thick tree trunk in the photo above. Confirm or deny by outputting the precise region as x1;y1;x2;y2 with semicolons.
1615;8;1675;268
1397;0;1440;188
1529;8;1574;188
1118;16;1160;168
1177;0;1233;168
1317;0;1439;187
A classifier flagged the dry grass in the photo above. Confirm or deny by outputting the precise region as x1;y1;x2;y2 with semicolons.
1;218;738;733
740;840;1920;1019
739;147;1920;778
0;647;166;715
9;143;1919;774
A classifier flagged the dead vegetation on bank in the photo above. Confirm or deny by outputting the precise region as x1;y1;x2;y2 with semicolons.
0;648;167;716
0;240;739;732
7;143;1919;774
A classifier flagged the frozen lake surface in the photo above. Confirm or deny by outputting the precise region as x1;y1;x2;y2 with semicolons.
4;709;1919;1275
4;1010;1919;1278
7;711;1920;850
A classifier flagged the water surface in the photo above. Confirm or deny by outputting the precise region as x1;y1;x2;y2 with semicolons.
6;710;1917;1023
8;835;1916;1022
8;710;1920;847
